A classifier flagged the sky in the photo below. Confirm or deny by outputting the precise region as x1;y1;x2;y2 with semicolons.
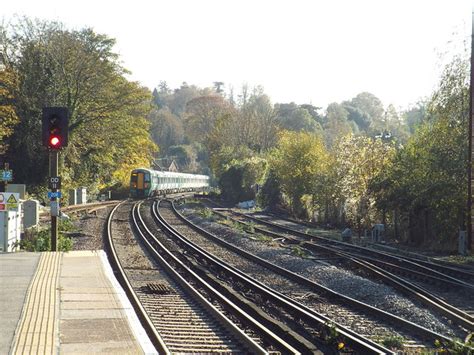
2;0;472;110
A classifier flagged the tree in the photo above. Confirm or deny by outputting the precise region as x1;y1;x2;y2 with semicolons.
257;169;282;209
403;102;428;134
271;131;329;216
167;83;202;116
1;18;157;191
343;92;384;132
382;104;410;143
323;102;353;147
370;51;469;248
370;120;466;246
219;156;267;204
167;145;198;172
152;81;171;108
240;93;278;151
0;67;20;154
149;107;184;154
335;134;395;234
184;95;235;145
275;103;320;133
213;81;224;94
300;104;324;125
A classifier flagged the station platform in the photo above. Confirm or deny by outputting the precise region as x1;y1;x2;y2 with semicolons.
0;250;156;354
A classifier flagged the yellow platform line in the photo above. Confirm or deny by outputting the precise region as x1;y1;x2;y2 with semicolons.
11;252;61;355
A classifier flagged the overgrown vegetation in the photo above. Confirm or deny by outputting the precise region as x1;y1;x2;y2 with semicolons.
196;207;215;221
434;335;474;355
19;219;75;251
381;335;404;350
290;246;309;258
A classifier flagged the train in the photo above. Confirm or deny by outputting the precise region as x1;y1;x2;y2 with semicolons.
130;168;209;198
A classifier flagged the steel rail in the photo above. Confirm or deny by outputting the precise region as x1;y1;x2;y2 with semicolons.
233;211;474;289
157;199;396;354
105;201;169;355
214;209;471;290
171;200;466;347
214;208;474;331
133;201;293;354
267;212;474;278
303;242;474;330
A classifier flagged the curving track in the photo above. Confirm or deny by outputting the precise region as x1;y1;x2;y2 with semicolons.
171;199;474;351
158;199;473;352
154;199;397;354
106;200;276;354
220;209;474;333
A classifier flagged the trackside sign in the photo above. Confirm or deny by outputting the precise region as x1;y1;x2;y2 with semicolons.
0;192;20;211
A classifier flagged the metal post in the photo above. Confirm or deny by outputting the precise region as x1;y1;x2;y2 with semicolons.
50;150;58;251
0;161;7;192
469;9;474;251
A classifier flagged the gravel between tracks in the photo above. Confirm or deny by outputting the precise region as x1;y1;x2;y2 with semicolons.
179;205;461;337
69;207;113;250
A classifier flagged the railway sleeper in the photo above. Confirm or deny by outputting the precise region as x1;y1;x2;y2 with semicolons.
186;259;323;354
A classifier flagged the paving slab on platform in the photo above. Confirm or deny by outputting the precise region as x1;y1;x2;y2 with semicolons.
58;251;155;354
0;252;41;355
3;250;156;355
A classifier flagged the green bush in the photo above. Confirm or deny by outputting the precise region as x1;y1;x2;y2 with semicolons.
218;156;268;204
20;219;74;252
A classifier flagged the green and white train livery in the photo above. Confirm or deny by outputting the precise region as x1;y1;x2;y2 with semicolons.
130;168;209;198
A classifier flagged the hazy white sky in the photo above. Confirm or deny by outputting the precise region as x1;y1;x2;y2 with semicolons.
2;0;472;110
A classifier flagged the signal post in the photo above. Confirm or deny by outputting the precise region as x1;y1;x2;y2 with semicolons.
42;107;69;251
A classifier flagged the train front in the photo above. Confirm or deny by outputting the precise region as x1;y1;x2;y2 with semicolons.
130;169;152;198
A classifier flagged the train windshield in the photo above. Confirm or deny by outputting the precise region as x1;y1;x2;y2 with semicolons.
130;171;149;190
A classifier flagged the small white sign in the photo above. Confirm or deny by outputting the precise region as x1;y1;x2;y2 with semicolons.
50;201;60;216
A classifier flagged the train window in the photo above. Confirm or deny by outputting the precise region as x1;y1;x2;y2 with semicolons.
144;174;151;182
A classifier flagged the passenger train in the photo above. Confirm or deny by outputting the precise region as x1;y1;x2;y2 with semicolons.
130;168;209;198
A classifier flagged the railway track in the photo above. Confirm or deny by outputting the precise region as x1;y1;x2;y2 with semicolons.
159;198;474;352
266;212;474;277
106;201;279;354
211;208;474;334
40;200;120;221
154;199;397;354
248;212;474;286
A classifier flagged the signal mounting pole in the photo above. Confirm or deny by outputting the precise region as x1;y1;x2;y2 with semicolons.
50;150;59;251
42;107;69;252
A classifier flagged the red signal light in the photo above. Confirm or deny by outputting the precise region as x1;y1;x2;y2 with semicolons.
49;135;61;148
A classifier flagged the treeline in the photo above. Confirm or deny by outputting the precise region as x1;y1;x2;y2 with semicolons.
0;18;468;249
0;18;157;197
149;56;467;250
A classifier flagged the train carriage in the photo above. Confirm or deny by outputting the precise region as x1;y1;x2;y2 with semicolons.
130;168;209;198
